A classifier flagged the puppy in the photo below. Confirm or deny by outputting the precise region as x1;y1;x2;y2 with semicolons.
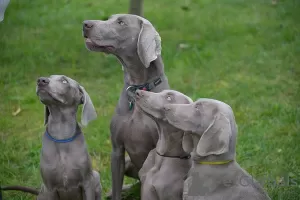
162;97;271;200
134;89;193;200
36;75;102;200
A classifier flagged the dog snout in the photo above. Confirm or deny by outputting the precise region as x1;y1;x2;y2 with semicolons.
164;105;171;111
135;90;143;97
37;77;50;86
83;20;95;38
83;20;94;29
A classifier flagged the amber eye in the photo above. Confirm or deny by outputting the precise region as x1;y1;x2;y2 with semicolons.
195;103;201;110
118;20;125;25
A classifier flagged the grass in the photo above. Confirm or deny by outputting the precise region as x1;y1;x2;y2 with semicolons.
0;0;299;199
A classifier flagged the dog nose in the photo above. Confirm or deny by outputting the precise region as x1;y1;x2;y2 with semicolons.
164;106;171;111
83;21;94;38
37;77;50;86
135;90;142;97
83;20;94;29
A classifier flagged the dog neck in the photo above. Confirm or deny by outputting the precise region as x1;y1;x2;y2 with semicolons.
155;120;189;157
191;151;236;165
46;105;79;140
115;54;170;114
191;127;237;164
117;52;166;86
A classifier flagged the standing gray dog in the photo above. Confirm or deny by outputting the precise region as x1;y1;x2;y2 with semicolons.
36;75;102;200
134;89;192;200
160;98;271;200
83;14;170;200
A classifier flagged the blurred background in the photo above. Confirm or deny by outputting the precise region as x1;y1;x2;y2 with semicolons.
0;0;299;199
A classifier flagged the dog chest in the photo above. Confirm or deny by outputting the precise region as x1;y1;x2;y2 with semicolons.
143;166;185;200
40;143;90;189
113;113;159;168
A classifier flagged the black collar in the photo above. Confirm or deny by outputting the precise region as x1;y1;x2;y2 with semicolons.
126;75;166;110
156;151;191;160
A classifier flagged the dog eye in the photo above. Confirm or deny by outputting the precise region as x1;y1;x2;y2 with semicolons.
62;80;68;84
166;96;172;101
195;104;201;110
118;20;125;25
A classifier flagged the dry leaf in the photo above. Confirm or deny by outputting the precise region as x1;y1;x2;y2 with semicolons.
277;149;282;153
12;106;21;116
179;43;190;49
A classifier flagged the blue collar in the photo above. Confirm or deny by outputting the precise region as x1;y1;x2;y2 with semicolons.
45;130;81;143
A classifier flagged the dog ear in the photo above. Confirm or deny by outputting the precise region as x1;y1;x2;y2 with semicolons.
44;106;50;126
164;103;197;133
137;17;161;68
196;113;231;156
0;0;10;22
79;86;97;126
182;132;194;153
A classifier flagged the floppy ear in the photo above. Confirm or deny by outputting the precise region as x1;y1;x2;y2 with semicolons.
79;86;97;126
0;0;10;22
44;106;50;126
164;104;197;133
182;132;194;153
137;18;161;68
196;113;231;156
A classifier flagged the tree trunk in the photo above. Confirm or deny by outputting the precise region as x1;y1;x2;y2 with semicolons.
129;0;144;17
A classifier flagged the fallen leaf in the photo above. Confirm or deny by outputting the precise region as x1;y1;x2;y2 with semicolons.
178;43;190;49
277;149;282;153
12;106;22;116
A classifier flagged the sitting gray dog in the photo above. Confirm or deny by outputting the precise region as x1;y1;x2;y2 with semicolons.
134;89;192;200
83;14;170;200
36;75;102;200
159;97;271;200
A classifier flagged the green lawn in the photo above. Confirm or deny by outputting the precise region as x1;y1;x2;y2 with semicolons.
0;0;299;199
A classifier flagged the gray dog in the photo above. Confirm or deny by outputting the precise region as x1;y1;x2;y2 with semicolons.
159;97;271;200
82;14;170;199
36;75;102;200
134;89;192;200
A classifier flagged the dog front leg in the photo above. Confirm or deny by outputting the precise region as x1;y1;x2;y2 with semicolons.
92;170;102;200
182;176;191;200
111;146;125;200
37;184;58;200
83;174;96;200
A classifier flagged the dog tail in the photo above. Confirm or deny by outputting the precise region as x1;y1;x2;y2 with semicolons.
0;185;39;196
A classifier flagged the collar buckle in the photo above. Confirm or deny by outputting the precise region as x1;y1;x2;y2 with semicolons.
126;75;165;111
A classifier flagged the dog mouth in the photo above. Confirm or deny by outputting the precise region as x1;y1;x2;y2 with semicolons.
36;88;64;104
135;96;165;119
134;95;153;112
36;86;48;95
135;97;149;110
135;99;159;121
84;38;115;52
